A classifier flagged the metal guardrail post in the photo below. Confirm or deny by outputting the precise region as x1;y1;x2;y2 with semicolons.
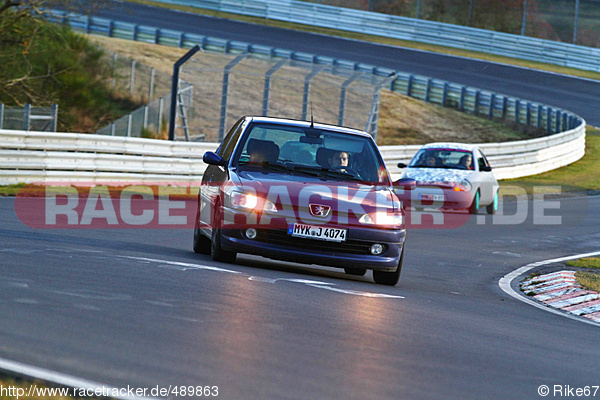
489;93;496;119
474;91;481;116
51;104;59;132
555;110;562;134
219;53;247;141
23;104;31;131
441;83;449;106
0;103;3;130
262;59;287;116
425;79;433;103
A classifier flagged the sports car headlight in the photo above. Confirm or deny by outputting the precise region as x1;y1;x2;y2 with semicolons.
359;211;404;227
227;189;277;212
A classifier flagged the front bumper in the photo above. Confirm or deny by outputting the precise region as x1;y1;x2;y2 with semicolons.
220;226;406;272
400;186;473;210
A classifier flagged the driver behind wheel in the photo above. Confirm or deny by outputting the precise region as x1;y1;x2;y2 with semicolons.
329;150;350;172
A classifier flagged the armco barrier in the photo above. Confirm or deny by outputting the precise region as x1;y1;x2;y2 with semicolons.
143;0;600;73
0;130;216;184
0;124;585;185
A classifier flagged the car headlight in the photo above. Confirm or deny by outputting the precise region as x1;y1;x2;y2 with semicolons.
453;180;472;192
227;188;277;212
359;211;404;227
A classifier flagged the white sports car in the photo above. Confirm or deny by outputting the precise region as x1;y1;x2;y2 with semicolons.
397;143;499;214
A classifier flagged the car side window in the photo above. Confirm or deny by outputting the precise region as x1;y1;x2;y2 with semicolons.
217;118;245;160
475;149;490;171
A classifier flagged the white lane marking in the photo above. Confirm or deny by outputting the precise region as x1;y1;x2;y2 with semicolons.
492;251;522;258
305;283;405;298
0;357;157;400
121;256;404;299
499;250;600;327
120;256;242;275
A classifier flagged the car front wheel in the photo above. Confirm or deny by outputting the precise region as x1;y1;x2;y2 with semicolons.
210;207;237;263
373;248;403;286
193;207;211;254
486;191;498;215
468;190;480;214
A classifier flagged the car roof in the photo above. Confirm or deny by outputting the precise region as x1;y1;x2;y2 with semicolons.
419;142;478;152
246;116;372;139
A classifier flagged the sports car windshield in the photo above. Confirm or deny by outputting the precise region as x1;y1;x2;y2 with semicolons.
234;123;390;185
409;148;475;170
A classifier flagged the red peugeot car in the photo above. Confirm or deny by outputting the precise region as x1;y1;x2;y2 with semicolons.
194;116;409;286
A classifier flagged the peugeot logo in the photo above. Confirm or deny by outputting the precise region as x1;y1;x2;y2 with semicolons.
309;204;331;217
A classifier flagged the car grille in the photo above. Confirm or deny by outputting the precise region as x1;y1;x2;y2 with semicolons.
257;229;372;255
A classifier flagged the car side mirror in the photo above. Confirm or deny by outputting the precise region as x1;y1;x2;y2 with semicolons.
393;177;416;190
203;151;227;166
397;162;407;168
481;165;492;172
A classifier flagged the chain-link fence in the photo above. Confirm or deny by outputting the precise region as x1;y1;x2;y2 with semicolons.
0;104;58;132
96;95;171;139
172;51;391;142
103;51;173;104
306;0;600;47
95;51;173;138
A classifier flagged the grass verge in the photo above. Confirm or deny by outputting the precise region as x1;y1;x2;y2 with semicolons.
567;258;600;293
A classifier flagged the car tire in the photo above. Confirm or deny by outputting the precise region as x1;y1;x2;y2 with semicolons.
344;267;367;276
193;227;211;254
210;207;237;263
468;190;480;214
486;191;498;215
193;207;211;254
373;248;403;286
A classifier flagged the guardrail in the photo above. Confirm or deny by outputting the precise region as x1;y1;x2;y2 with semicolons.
0;130;215;184
144;0;600;73
0;125;585;185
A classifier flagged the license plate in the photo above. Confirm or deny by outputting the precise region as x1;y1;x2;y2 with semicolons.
288;223;347;242
420;194;446;201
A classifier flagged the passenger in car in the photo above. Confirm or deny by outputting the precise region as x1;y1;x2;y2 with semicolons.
459;154;473;170
247;139;280;164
